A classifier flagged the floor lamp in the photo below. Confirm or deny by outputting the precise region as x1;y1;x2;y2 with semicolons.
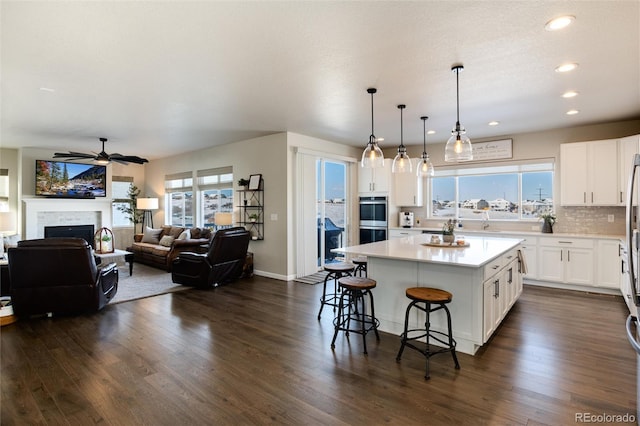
137;197;158;232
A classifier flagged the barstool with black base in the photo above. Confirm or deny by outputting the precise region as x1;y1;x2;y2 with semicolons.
396;287;460;379
352;256;368;277
317;262;355;320
331;276;380;354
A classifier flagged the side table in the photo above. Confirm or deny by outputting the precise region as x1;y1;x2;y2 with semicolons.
94;249;134;276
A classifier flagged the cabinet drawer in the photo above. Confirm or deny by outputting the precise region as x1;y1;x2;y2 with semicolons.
538;237;594;249
484;257;504;280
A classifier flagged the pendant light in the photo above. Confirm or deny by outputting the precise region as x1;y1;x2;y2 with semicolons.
392;104;412;174
361;88;384;168
417;116;434;177
445;65;473;162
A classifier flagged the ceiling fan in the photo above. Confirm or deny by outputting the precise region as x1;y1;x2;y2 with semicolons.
54;137;148;165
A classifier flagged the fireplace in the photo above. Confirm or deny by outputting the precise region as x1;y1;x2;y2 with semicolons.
44;225;95;248
22;198;112;241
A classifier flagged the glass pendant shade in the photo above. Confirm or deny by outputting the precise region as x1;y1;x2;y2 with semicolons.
361;88;384;168
417;115;434;177
417;153;434;177
392;104;412;173
445;64;473;162
361;136;385;168
445;126;473;162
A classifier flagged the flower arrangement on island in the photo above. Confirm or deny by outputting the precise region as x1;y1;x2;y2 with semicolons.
442;219;455;235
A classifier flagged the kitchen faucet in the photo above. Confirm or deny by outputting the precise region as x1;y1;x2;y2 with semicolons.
482;211;490;230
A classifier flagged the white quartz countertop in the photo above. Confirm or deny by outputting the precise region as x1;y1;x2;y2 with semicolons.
388;227;624;241
334;234;522;268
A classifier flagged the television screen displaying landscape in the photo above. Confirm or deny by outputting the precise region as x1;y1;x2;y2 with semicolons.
35;160;106;198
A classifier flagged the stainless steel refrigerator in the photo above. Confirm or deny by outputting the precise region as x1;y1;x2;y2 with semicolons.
625;153;640;423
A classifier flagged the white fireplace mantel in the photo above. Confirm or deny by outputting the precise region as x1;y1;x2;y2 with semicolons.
23;197;113;240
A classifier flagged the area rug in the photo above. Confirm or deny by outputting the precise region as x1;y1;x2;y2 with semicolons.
110;262;190;304
294;271;329;285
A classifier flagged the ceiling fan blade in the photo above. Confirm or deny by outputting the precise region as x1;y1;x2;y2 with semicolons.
53;152;95;159
109;154;149;164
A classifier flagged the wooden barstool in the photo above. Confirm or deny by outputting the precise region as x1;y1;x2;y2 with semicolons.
396;287;460;379
331;276;380;354
352;256;368;277
317;262;355;320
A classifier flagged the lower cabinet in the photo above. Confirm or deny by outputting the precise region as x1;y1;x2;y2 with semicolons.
596;239;622;289
537;238;594;285
483;250;521;342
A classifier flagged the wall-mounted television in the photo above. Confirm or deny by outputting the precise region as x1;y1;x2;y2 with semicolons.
35;160;107;198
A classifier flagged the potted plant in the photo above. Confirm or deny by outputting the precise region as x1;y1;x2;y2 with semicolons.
249;213;259;222
442;219;455;243
238;178;250;189
540;211;557;233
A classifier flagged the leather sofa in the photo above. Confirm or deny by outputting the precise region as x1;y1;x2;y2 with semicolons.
171;227;250;288
128;225;213;271
8;238;118;317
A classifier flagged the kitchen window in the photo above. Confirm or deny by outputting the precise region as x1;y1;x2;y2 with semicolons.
430;161;554;221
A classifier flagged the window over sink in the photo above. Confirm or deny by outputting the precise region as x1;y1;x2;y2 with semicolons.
430;161;554;221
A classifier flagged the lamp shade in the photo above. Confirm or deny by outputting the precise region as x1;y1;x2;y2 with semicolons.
0;211;16;233
215;212;233;226
137;197;159;210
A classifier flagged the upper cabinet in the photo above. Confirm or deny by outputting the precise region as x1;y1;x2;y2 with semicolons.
393;172;423;207
618;134;640;206
560;139;619;206
358;161;391;194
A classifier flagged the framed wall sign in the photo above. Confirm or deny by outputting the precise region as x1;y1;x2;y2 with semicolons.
471;139;513;161
248;174;262;190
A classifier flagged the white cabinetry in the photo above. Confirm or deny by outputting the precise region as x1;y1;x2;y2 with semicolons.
596;239;622;289
483;249;521;342
560;139;619;206
358;162;391;194
537;237;594;285
619;134;640;205
393;172;423;206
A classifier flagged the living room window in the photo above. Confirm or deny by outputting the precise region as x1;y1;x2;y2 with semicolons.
165;172;193;228
429;161;554;221
112;176;134;228
196;167;233;230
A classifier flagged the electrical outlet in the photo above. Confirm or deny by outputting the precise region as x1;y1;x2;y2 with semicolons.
270;213;278;221
608;214;614;223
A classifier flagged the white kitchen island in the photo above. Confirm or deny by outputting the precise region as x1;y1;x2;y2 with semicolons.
333;234;523;355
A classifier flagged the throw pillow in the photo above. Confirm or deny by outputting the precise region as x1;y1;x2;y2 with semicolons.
177;230;191;240
141;227;163;244
3;234;20;249
158;235;175;247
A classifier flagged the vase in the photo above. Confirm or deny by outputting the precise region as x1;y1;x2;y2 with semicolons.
442;233;455;243
541;220;553;234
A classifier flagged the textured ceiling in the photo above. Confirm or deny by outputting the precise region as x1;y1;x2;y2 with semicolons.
1;1;639;160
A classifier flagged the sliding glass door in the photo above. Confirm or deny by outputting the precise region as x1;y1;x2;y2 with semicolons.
317;160;346;268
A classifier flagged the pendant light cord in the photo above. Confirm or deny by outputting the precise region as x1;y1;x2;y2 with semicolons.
422;116;427;155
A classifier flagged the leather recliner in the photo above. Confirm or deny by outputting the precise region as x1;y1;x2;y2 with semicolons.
8;238;118;316
171;227;250;288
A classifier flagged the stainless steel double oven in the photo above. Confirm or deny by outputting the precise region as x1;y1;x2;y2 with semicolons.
359;196;388;244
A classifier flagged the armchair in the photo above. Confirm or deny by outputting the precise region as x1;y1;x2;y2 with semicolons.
8;238;118;317
171;227;250;288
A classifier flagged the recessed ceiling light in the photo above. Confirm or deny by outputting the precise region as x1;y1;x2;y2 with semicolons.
545;15;575;31
39;87;55;92
562;91;579;98
566;109;579;115
488;121;500;126
427;130;436;135
555;63;578;73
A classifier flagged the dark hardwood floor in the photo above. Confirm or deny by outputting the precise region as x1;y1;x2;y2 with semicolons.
1;276;636;425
